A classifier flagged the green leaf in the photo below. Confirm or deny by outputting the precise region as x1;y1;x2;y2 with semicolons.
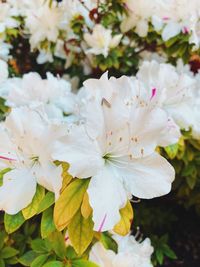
22;185;45;219
0;168;11;187
54;179;89;231
18;251;38;266
186;175;197;190
72;259;99;267
0;231;6;250
4;212;25;234
41;207;56;239
37;192;55;215
164;143;179;159
5;256;18;264
31;239;48;254
113;201;133;236
48;231;66;259
65;246;78;260
165;35;179;47
30;254;49;267
60;162;73;193
156;249;164;265
0;259;5;267
81;192;92;219
100;233;118;253
42;261;64;267
1;247;18;259
68;210;94;255
162;244;177;259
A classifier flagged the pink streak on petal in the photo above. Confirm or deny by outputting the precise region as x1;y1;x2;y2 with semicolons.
150;88;157;100
163;16;170;21
98;214;107;232
0;156;16;161
183;26;189;34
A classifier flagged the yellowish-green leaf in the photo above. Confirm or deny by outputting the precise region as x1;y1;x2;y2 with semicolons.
113;201;133;236
4;212;25;234
48;231;66;259
72;259;99;267
81;192;92;219
164;143;179;160
37;192;55;215
68;210;94;255
54;179;89;231
60;163;73;193
41;207;56;239
22;185;45;219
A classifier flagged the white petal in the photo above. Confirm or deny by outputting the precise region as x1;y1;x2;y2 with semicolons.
129;107;169;157
136;20;149;37
162;22;182;41
89;242;116;267
120;152;175;199
33;162;62;200
0;124;17;163
110;34;122;48
52;124;104;178
87;166;127;231
158;117;181;146
0;169;36;214
0;59;8;84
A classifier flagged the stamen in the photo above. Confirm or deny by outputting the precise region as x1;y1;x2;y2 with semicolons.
101;98;111;108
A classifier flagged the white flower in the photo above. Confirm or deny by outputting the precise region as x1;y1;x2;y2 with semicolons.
36;49;54;64
2;72;77;121
84;24;122;57
24;0;65;50
0;41;12;61
189;72;200;138
89;233;153;267
136;60;196;131
0;107;64;214
0;1;19;35
121;0;167;36
121;0;200;44
0;59;8;84
62;0;93;27
139;51;167;64
159;0;199;41
189;15;200;49
52;73;178;231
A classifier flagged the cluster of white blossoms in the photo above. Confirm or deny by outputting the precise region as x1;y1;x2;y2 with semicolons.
2;0;200;66
1;56;200;228
122;0;200;48
0;55;200;224
89;233;154;267
0;57;200;265
136;60;200;139
0;0;19;60
0;57;179;228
